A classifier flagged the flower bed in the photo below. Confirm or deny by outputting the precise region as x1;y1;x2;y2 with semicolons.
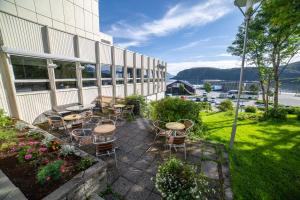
0;120;97;200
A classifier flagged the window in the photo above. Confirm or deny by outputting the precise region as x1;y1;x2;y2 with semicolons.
116;66;124;85
150;69;154;82
136;68;141;83
127;67;133;84
82;63;97;87
101;64;112;85
11;55;50;92
144;68;149;83
54;61;77;89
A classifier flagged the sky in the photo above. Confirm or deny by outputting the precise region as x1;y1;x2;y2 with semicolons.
99;0;300;75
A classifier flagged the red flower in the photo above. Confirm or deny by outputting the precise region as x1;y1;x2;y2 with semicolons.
60;166;65;173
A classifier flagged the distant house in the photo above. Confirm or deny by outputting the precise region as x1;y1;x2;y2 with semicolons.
166;80;196;95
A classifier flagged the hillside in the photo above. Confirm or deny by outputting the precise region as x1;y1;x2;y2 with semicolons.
172;61;300;92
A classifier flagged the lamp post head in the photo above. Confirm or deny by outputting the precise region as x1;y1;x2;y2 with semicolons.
234;0;261;16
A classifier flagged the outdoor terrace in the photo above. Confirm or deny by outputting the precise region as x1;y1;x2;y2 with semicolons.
39;117;232;200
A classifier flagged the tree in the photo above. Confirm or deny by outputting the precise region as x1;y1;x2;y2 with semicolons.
179;84;185;95
204;82;212;93
228;0;300;110
249;84;259;94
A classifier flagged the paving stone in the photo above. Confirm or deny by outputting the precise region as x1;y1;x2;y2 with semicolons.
137;173;155;191
201;161;219;179
125;184;151;200
118;152;139;164
112;177;134;196
0;170;27;200
146;161;159;176
203;150;218;160
132;158;151;170
146;192;161;200
188;146;202;157
121;167;143;183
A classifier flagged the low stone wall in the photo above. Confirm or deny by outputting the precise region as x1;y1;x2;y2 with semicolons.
6;122;108;200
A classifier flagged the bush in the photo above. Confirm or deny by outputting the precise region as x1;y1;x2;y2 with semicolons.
0;109;12;128
155;158;215;200
198;102;212;111
76;157;94;171
218;100;233;112
262;107;287;121
150;97;201;124
125;95;147;116
281;106;300;114
37;160;64;184
296;110;300;121
245;106;257;113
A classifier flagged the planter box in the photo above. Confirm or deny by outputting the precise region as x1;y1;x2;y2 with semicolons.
1;123;107;200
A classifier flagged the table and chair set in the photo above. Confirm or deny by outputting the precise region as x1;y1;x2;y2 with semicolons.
152;119;194;159
46;100;135;166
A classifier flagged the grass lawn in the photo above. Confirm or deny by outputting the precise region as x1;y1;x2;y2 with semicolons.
201;112;300;200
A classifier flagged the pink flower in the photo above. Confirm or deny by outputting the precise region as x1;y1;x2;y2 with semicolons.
39;147;48;153
28;141;40;146
46;176;51;181
60;166;65;173
27;148;34;153
10;147;16;152
24;154;32;160
18;142;26;147
43;159;49;164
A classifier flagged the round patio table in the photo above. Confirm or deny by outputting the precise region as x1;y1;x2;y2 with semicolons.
63;114;82;121
114;104;126;108
94;124;116;136
166;122;185;136
66;104;94;112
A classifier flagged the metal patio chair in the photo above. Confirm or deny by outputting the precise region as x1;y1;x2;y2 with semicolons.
167;135;187;160
152;120;171;143
47;115;67;132
176;119;194;135
93;135;117;167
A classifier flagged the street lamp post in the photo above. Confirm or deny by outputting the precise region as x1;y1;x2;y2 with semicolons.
229;0;261;149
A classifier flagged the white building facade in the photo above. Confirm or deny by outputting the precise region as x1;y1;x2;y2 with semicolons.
0;0;167;124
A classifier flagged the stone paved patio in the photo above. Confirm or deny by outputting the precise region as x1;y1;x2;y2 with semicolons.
40;118;232;200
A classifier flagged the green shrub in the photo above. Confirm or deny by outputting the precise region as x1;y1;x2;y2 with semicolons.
296;110;300;121
218;100;233;112
262;107;287;121
0;109;12;128
245;106;257;113
76;157;94;171
37;160;64;184
280;106;300;114
150;97;201;124
155;157;215;200
125;95;147;116
198;102;212;111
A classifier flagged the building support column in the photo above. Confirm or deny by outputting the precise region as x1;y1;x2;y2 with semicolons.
111;46;116;103
0;53;20;118
141;55;144;96
147;57;150;96
76;62;83;104
124;50;128;97
153;59;156;97
96;42;102;98
133;53;137;95
47;59;58;108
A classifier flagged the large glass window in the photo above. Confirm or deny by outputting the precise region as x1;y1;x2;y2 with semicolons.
82;63;97;87
54;61;77;89
136;68;141;83
116;66;124;85
54;61;76;79
144;68;149;83
101;64;112;85
127;67;133;84
11;55;50;92
150;69;154;82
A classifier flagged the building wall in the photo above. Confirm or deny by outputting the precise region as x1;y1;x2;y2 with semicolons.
0;0;112;43
0;11;167;123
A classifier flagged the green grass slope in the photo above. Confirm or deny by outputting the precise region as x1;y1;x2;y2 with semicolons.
201;112;300;200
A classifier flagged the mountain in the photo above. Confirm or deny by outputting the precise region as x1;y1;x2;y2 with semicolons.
172;61;300;92
166;72;175;81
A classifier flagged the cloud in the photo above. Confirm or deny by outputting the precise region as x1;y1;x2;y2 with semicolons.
168;59;241;75
108;0;233;47
217;53;232;57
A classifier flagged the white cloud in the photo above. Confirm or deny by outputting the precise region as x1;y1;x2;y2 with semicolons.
108;0;233;47
217;53;232;57
168;59;241;75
